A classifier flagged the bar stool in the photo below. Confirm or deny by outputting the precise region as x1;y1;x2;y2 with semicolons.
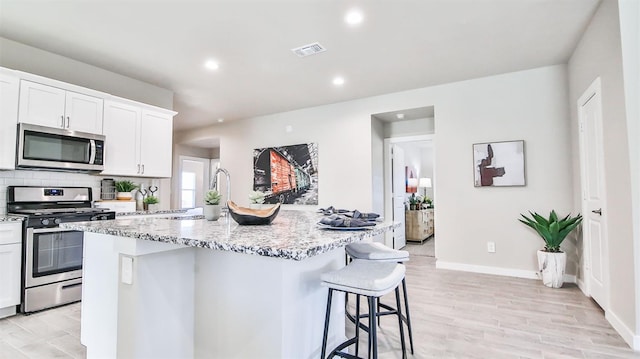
345;242;414;354
320;260;407;359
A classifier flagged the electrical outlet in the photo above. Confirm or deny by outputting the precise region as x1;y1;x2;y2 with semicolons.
487;241;496;253
121;256;133;285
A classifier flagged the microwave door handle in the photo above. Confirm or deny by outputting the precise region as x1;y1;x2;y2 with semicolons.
89;140;96;164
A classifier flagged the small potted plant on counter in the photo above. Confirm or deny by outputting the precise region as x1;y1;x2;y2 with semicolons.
248;190;266;209
143;196;159;211
519;210;583;288
204;189;222;221
115;180;138;200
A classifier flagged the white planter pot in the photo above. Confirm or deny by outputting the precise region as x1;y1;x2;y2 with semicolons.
537;250;566;288
204;205;221;221
117;192;133;200
147;204;159;212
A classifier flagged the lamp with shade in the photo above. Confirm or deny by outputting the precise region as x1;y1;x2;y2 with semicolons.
419;177;432;207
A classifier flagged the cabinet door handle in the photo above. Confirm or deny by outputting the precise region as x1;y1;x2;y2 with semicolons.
66;116;70;128
137;164;140;174
141;164;145;174
60;115;65;128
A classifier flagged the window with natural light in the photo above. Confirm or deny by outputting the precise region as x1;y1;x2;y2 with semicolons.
181;172;196;208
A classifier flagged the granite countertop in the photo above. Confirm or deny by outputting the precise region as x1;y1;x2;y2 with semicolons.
116;209;189;217
0;216;25;222
60;210;399;261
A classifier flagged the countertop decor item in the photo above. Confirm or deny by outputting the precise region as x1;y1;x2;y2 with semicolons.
519;210;583;288
115;180;138;200
227;200;280;225
143;196;159;211
204;190;222;221
248;190;266;209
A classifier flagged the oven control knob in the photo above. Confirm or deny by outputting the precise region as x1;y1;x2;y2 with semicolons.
40;218;50;225
54;218;61;225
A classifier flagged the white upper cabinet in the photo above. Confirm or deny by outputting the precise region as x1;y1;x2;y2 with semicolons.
18;80;103;134
102;99;174;178
139;109;173;178
102;100;141;176
0;70;19;169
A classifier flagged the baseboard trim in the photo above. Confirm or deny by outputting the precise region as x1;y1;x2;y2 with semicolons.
435;260;538;279
435;260;577;283
606;310;640;351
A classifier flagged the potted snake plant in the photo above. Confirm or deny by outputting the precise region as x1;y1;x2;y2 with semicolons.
204;190;222;221
519;210;583;288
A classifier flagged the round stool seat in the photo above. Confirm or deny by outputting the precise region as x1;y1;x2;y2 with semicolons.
321;260;405;297
346;242;409;262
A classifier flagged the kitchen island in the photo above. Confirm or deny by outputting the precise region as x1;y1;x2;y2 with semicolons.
61;210;398;359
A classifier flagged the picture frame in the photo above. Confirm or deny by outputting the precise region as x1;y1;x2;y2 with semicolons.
253;143;318;204
473;140;525;187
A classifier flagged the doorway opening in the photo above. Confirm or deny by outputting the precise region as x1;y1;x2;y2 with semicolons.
372;106;435;254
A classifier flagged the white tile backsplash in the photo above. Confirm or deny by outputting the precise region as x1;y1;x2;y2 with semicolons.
0;170;168;216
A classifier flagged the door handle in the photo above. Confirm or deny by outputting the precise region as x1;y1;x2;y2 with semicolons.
592;208;602;215
60;115;65;128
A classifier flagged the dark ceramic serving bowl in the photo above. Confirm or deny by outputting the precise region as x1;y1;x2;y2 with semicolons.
227;201;281;225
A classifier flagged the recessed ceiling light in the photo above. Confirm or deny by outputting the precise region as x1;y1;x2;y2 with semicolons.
333;77;345;86
217;118;224;123
205;60;219;70
396;113;405;119
345;10;363;25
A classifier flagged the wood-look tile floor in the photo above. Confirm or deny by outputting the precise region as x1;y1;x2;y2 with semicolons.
1;243;638;358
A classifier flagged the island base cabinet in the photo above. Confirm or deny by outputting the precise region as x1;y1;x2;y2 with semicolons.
194;249;345;359
81;232;346;359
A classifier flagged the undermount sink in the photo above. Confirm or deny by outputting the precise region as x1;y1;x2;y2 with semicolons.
167;215;205;220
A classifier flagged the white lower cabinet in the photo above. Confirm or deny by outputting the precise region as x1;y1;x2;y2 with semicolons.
0;222;22;318
102;99;174;178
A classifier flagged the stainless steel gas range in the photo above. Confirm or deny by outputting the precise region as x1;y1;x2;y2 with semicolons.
7;186;115;313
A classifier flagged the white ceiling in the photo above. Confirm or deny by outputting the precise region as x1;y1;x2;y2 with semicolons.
0;0;600;131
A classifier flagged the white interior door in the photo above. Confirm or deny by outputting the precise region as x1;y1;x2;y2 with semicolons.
578;78;608;309
392;145;406;249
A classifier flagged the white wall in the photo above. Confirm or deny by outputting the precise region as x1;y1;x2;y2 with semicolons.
0;37;173;109
618;0;640;344
371;117;385;214
177;65;575;274
568;0;637;346
176;106;374;210
384;117;434;138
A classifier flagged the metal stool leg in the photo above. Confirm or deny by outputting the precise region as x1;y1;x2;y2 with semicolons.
395;287;407;359
354;294;361;357
368;296;377;359
401;278;414;354
321;288;334;359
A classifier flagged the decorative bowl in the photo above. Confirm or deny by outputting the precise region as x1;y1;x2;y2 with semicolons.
227;200;281;225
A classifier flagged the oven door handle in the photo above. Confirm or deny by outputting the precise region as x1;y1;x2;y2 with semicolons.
30;227;79;234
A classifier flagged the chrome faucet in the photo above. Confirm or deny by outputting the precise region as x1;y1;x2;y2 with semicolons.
211;167;231;210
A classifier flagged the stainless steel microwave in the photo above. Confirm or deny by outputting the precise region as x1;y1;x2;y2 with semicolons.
17;123;105;172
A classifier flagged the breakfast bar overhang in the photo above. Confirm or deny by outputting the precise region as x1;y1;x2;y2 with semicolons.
62;211;398;359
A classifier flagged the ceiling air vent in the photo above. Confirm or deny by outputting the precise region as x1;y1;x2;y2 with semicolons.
291;42;326;57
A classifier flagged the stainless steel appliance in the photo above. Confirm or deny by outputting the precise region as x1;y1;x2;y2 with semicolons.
17;123;105;172
7;186;115;313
